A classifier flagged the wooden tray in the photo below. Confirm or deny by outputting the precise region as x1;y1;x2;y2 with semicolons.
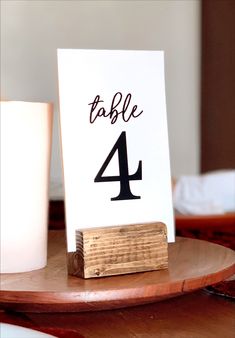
0;230;234;313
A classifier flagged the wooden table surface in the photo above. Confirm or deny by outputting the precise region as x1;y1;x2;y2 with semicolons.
0;290;234;338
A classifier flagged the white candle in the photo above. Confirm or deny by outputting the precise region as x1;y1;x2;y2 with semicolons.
0;101;53;273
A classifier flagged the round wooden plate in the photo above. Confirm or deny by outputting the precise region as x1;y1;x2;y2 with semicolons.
0;231;234;312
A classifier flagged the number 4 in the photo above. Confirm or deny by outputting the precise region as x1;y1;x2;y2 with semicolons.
94;131;142;201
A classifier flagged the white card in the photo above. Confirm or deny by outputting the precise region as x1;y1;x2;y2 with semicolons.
57;49;175;252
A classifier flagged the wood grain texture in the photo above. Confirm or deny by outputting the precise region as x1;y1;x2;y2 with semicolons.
0;230;234;312
69;222;167;278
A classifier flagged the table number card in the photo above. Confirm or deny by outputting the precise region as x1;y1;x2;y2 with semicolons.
57;49;174;277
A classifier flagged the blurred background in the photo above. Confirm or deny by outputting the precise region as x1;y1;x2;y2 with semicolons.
1;0;234;192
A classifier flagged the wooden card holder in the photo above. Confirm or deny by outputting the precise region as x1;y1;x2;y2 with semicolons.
68;222;168;279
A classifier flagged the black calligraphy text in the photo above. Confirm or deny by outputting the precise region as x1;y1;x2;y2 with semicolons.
88;92;143;124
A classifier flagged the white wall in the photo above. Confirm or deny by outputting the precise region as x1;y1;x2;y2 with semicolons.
1;0;201;183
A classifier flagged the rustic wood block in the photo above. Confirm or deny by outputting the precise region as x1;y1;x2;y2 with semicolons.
68;222;168;278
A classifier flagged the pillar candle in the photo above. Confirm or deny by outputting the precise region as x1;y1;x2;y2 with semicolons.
0;101;53;273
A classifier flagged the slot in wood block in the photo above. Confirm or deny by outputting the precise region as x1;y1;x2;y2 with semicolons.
68;222;168;278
